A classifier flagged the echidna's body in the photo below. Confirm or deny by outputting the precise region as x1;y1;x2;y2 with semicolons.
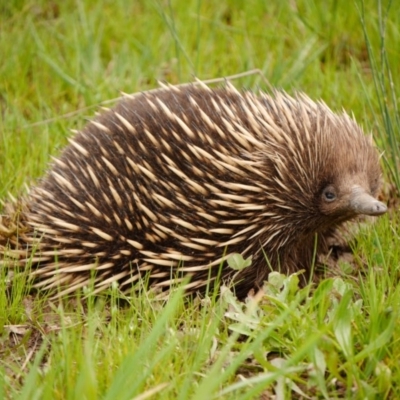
0;83;386;297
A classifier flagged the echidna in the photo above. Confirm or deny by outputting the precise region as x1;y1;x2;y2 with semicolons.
0;83;387;297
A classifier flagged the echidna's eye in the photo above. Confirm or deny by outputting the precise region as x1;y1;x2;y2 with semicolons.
370;179;379;195
322;186;337;202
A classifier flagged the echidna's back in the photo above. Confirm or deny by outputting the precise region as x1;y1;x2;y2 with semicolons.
23;87;272;294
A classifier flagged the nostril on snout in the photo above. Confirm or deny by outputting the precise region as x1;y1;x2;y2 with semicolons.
373;202;387;215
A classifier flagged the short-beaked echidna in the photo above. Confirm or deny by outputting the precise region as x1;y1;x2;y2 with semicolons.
0;83;387;297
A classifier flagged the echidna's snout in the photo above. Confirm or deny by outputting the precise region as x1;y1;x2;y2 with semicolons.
349;186;387;216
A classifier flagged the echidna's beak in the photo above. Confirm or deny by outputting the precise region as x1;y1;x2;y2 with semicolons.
349;187;387;216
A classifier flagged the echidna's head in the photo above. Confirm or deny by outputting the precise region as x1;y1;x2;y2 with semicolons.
256;91;386;243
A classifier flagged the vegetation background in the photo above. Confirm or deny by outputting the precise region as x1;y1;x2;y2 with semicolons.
0;0;399;398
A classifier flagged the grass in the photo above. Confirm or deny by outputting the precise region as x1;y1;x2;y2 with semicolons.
1;0;400;398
